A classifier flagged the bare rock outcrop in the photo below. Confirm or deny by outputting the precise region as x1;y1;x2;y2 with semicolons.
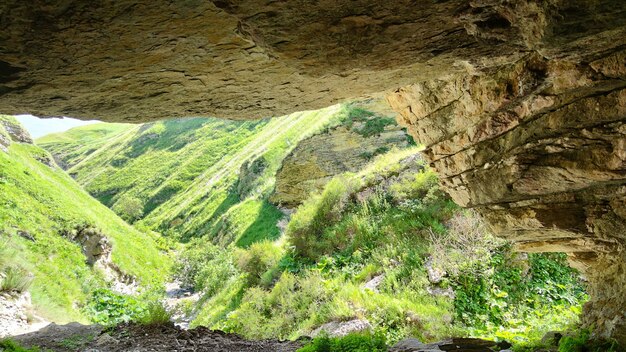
272;106;410;207
0;292;31;338
61;224;137;294
310;319;372;338
0;115;32;145
0;123;10;152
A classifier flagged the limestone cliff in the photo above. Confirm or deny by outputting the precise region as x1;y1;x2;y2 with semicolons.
387;50;626;344
272;105;411;208
0;116;32;145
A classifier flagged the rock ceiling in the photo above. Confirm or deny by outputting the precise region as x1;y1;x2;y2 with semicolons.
0;0;623;121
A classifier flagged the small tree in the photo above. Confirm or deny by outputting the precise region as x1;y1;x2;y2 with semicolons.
113;195;143;222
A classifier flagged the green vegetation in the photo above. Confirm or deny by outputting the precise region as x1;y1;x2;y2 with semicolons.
167;149;586;347
83;288;171;326
557;330;621;352
38;106;348;243
37;123;130;169
298;332;387;352
0;339;41;352
0;118;170;323
136;300;172;326
57;334;96;350
0;238;33;294
4;104;596;351
0;266;32;293
341;106;397;137
83;289;145;325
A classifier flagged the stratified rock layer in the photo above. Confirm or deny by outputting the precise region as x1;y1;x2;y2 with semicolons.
387;49;626;343
1;0;624;121
272;106;410;207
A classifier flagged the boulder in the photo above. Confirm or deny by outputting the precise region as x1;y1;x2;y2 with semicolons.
310;319;372;338
390;337;505;352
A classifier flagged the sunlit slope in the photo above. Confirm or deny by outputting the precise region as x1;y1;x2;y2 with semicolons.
39;106;346;242
37;123;132;169
1;119;169;322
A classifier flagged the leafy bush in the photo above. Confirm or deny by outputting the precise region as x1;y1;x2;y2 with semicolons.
83;289;144;325
288;175;361;260
389;167;440;202
298;332;387;352
112;195;144;222
452;247;587;337
339;105;397;137
357;117;396;138
236;241;282;286
172;240;236;295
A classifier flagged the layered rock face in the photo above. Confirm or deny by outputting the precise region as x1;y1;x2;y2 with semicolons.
387;50;626;343
0;0;471;121
2;0;623;121
272;105;410;207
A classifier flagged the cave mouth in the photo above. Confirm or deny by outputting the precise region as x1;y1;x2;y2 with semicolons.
0;107;597;351
1;0;625;349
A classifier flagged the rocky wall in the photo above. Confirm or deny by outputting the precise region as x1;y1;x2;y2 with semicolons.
386;50;626;343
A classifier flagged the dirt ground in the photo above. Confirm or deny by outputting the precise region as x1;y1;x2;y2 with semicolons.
12;322;303;352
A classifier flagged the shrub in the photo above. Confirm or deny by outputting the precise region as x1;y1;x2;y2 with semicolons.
137;300;171;326
288;175;361;260
83;289;144;326
298;332;387;352
357;117;396;137
236;240;282;286
451;246;587;331
222;272;332;340
0;238;32;294
112;195;144;222
172;240;236;295
428;210;501;277
389;167;440;203
0;266;33;293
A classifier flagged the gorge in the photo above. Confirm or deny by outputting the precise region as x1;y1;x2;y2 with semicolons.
1;0;625;347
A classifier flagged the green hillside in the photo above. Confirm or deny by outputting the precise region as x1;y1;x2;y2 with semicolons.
38;105;348;243
0;116;170;323
37;123;131;170
33;106;589;350
175;149;586;348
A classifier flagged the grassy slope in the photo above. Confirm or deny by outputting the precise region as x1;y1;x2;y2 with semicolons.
35;107;586;349
181;150;586;349
39;106;347;244
0;120;169;322
37;123;131;169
